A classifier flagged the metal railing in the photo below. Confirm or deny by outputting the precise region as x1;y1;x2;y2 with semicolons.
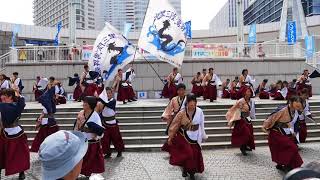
0;42;308;65
0;51;11;70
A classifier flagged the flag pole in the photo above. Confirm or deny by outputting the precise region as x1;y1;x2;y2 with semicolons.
136;50;165;85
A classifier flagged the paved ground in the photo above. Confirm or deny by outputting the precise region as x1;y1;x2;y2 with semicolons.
2;143;320;180
24;96;320;109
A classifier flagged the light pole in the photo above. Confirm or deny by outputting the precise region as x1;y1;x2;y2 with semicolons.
69;0;80;45
236;0;245;57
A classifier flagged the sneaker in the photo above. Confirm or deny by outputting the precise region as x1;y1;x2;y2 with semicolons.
104;153;112;159
18;172;26;180
189;173;195;180
276;164;285;171
240;146;248;156
117;152;122;157
182;170;188;177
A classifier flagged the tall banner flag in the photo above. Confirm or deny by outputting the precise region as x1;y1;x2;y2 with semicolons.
305;35;315;59
248;23;256;45
123;22;133;38
138;0;187;68
54;21;62;46
89;22;136;82
287;21;297;45
184;21;192;39
11;24;20;48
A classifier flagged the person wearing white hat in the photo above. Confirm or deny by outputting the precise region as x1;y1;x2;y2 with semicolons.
39;130;88;180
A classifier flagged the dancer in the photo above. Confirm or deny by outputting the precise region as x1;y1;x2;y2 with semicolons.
124;67;137;101
0;88;29;179
161;67;183;99
191;72;204;97
226;87;256;155
113;69;129;104
299;88;313;143
96;87;125;158
287;79;297;99
80;65;98;98
55;82;67;104
297;69;312;97
11;72;24;93
30;81;59;152
273;81;288;100
256;79;270;99
168;94;206;180
68;73;82;101
0;74;10;90
74;96;105;177
33;76;48;101
202;68;221;102
230;77;240;100
221;79;231;99
161;83;186;152
237;69;255;99
262;96;304;172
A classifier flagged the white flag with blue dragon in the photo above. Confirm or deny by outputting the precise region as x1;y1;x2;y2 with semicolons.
138;0;187;68
89;22;136;82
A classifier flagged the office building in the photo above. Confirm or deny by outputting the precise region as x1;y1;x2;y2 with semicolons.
102;0;182;32
244;0;320;25
210;0;250;28
33;0;97;30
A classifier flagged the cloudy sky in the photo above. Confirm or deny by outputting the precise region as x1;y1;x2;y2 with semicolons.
0;0;228;30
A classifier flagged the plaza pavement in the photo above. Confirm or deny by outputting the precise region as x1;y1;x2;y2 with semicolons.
2;142;320;180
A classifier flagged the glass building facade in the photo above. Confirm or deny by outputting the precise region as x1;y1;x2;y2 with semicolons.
244;0;319;25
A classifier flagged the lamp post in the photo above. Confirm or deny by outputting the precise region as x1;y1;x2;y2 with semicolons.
236;0;245;57
69;0;80;45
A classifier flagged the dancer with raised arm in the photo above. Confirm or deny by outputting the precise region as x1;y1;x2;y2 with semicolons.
0;88;29;179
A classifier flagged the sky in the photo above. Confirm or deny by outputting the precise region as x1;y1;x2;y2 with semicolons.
0;0;228;30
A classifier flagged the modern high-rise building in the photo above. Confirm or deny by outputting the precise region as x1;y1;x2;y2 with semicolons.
302;0;320;16
210;0;250;28
100;0;182;32
243;0;320;25
33;0;97;30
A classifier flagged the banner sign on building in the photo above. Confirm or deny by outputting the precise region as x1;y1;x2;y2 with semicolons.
248;23;256;45
305;35;315;59
81;45;93;61
192;44;236;59
287;21;297;45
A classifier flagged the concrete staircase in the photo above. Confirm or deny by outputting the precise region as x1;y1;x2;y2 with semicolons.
20;101;320;151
